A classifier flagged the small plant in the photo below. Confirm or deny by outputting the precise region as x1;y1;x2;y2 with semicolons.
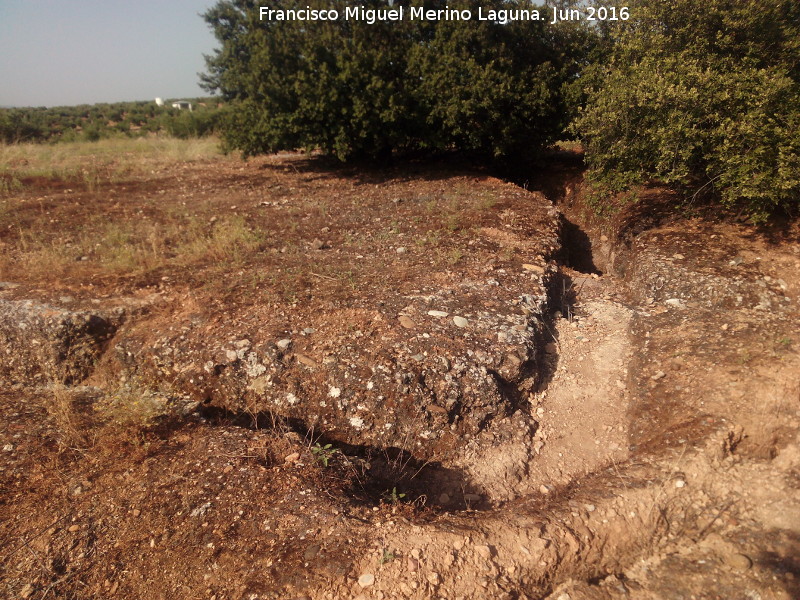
81;159;101;193
382;487;406;504
45;383;88;452
444;212;462;232
311;442;338;467
447;248;463;265
380;548;396;565
476;192;497;210
96;381;171;438
0;174;22;196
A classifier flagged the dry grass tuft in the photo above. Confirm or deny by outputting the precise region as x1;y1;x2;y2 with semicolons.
1;214;266;281
95;383;169;433
44;384;88;452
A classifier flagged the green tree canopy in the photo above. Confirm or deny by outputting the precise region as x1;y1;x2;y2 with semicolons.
201;0;590;161
576;0;800;219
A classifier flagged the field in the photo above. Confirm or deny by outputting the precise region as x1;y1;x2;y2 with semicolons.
1;138;799;599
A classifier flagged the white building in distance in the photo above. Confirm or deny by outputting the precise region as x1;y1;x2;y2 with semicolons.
170;101;193;111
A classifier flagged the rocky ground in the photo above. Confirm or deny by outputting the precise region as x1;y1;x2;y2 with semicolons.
0;152;798;599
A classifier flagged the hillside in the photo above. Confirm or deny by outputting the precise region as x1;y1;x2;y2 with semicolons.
0;143;798;598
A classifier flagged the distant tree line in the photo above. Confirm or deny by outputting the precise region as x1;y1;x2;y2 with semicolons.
203;0;799;219
0;98;223;144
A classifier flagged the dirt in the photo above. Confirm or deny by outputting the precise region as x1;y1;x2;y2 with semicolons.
1;151;799;599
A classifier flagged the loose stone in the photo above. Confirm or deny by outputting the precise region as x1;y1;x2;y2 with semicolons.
453;316;468;328
398;316;416;329
725;553;753;571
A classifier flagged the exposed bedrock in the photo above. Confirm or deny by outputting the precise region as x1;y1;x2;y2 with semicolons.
0;298;120;385
105;198;562;461
2;185;563;466
109;274;555;461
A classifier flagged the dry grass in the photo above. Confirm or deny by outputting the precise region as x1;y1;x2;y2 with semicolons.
44;379;184;454
2;212;265;280
44;384;88;452
0;136;222;186
95;382;169;433
0;137;270;282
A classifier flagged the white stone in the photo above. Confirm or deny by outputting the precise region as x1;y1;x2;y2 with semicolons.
453;316;468;328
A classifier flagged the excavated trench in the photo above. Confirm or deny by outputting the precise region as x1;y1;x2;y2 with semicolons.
142;166;622;519
182;188;606;514
3;155;799;599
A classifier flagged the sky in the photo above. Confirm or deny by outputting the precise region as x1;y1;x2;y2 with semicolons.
0;0;220;107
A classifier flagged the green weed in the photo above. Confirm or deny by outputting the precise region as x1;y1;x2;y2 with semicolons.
311;442;338;467
382;487;407;504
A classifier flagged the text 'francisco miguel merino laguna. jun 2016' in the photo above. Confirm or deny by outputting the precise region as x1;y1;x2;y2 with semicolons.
258;5;631;25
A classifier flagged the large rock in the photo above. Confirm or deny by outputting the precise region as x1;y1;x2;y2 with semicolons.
110;276;554;460
621;226;794;313
0;299;117;384
106;190;562;460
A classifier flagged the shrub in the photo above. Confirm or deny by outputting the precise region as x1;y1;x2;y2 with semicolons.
0;99;222;144
162;108;220;139
201;0;589;161
407;3;568;158
576;0;800;220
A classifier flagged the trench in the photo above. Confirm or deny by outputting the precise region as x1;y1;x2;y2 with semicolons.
503;153;607;396
557;215;603;275
501;151;602;276
195;405;488;512
4;150;799;599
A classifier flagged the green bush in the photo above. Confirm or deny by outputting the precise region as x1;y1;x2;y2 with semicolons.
0;109;48;143
162;109;220;139
576;0;800;220
202;0;589;161
202;0;421;160
407;3;569;158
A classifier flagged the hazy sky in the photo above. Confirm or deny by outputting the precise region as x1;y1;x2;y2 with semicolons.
0;0;220;107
